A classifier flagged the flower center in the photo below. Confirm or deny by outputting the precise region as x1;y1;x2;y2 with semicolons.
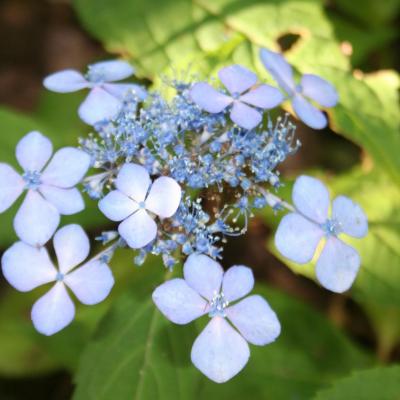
56;272;65;282
231;92;241;100
321;218;342;237
208;292;229;317
23;170;42;190
295;84;303;94
86;66;105;84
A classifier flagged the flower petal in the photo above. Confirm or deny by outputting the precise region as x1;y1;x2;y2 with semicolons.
89;60;134;82
103;83;147;101
259;48;295;94
152;278;208;324
14;191;60;246
145;176;181;218
301;74;338;107
99;190;138;221
0;163;24;213
230;101;262;130
222;265;254;302
292;175;330;224
64;260;114;305
115;163;151;202
39;185;84;215
332;195;368;238
118;209;157;249
218;65;257;95
1;242;56;292
191;316;250;383
292;94;327;129
226;295;281;346
316;237;360;293
43;70;88;93
16;131;53;172
240;84;284;109
275;213;324;263
53;224;90;275
41;147;90;188
190;82;232;113
78;87;122;125
31;282;75;336
183;254;223;300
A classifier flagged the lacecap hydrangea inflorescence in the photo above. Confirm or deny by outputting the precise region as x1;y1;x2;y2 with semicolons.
0;50;368;383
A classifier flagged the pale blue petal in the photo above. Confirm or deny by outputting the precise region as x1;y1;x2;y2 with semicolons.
145;176;181;218
64;260;114;305
332;195;368;238
1;242;56;292
190;82;232;113
292;94;327;129
183;254;223;300
89;60;134;82
103;83;147;101
152;278;208;324
78;87;122;125
31;282;75;336
301;74;338;107
240;84;284;109
222;265;254;302
226;295;281;346
53;224;90;275
41;147;90;188
275;213;323;263
230;101;262;130
292;175;330;224
99;190;138;221
0;163;24;213
118;209;157;248
43;70;88;93
39;186;84;215
115;163;151;202
14;191;60;246
259;48;295;94
316;237;360;293
16;131;53;172
218;65;257;95
191;316;250;383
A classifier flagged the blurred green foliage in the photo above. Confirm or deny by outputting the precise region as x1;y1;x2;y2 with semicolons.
0;0;399;398
313;365;400;400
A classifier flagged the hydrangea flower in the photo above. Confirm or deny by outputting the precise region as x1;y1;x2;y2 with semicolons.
0;131;90;246
1;224;114;335
260;48;338;129
152;253;281;382
99;163;182;249
43;60;147;125
190;65;284;130
275;175;368;293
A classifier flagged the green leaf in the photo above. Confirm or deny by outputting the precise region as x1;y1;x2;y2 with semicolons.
73;265;202;400
313;365;400;400
267;168;400;307
73;266;370;400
